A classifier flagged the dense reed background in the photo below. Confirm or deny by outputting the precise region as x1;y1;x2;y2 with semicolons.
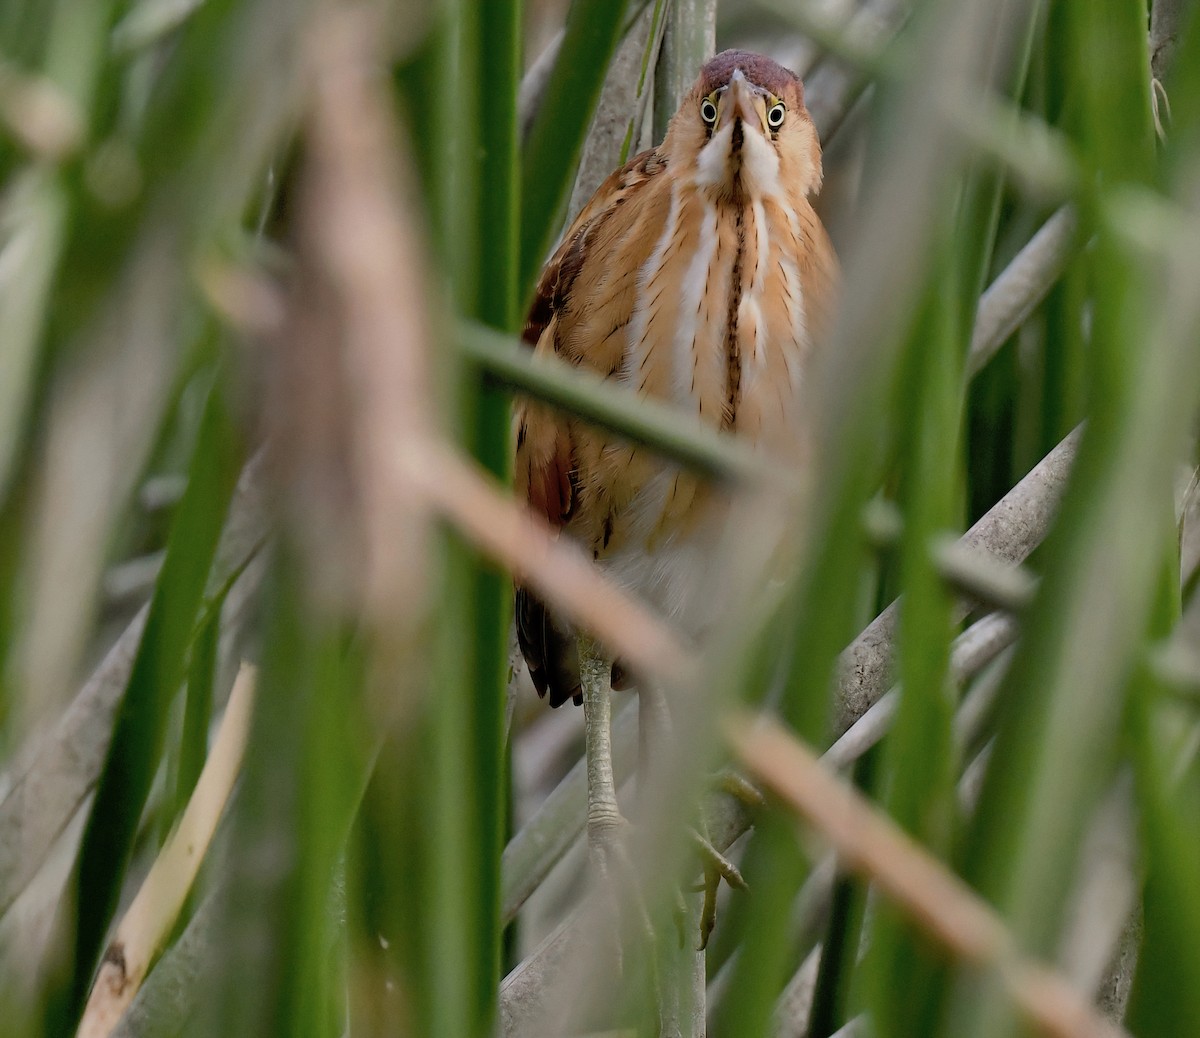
0;0;1198;1036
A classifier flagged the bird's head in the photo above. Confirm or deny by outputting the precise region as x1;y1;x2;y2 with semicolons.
663;50;821;202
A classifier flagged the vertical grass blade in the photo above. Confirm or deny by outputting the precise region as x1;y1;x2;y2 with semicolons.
1123;664;1200;1037
518;0;630;298
459;0;521;1030
865;264;963;1038
951;7;1199;1035
206;553;367;1038
63;380;241;1025
174;603;219;822
11;3;1200;1037
716;5;1015;1035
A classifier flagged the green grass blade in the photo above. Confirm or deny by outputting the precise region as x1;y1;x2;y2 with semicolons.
206;554;367;1037
462;4;520;1028
458;319;763;481
715;4;1013;1034
518;0;629;299
63;379;241;1022
473;0;520;335
950;7;1199;1034
1124;671;1200;1036
0;176;68;503
865;265;963;1038
174;602;218;822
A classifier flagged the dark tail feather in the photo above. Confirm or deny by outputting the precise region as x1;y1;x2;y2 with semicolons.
515;586;582;707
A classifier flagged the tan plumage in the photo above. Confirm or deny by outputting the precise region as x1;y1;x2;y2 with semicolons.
516;50;839;706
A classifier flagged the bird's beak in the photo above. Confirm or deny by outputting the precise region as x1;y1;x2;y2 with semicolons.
719;69;767;136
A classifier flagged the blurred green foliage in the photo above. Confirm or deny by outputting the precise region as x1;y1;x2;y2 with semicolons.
0;1;1198;1037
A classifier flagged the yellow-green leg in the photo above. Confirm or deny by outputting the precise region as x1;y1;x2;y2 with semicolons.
579;636;624;869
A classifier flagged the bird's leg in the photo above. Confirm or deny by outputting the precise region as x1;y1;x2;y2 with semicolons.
691;827;748;950
579;635;657;978
693;771;758;947
579;635;624;864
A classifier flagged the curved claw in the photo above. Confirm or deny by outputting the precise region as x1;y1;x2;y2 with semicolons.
690;827;749;950
691;829;748;890
718;768;766;808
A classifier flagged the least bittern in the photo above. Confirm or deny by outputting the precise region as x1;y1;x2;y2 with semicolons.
515;50;838;938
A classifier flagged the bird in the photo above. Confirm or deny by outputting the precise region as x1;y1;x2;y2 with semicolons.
513;49;838;934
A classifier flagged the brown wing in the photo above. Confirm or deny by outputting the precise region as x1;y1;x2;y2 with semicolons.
514;147;668;707
522;147;668;350
795;200;839;345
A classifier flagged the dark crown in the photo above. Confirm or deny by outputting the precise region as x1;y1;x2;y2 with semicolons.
697;50;802;99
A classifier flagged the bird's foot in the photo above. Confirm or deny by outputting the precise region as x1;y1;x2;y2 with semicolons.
716;767;766;808
690;826;748;950
587;810;742;967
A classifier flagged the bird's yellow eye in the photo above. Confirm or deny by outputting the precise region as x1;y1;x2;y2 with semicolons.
700;98;718;126
767;102;786;130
